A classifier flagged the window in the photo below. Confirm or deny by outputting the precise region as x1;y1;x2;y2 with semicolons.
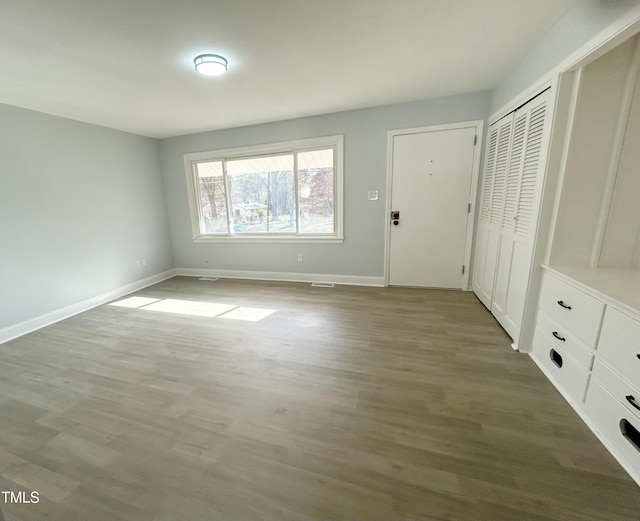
184;135;343;242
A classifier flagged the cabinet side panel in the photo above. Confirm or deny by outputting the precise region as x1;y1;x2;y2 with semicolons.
599;63;640;268
551;38;635;266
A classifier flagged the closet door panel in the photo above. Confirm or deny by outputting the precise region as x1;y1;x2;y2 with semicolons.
496;91;550;342
473;88;551;345
480;127;499;223
472;224;491;307
473;120;512;306
489;120;513;229
492;241;532;338
473;127;498;305
503;240;534;338
515;97;548;239
492;110;528;330
482;228;501;305
492;236;514;320
480;118;512;303
506;93;549;339
503;112;528;232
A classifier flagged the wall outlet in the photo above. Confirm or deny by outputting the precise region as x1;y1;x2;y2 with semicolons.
141;258;147;267
136;260;142;269
298;253;303;262
368;190;379;201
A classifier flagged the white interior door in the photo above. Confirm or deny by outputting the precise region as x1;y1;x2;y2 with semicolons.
388;125;478;288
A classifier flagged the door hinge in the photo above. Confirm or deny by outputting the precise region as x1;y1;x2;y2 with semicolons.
462;265;466;275
467;203;471;213
474;135;478;146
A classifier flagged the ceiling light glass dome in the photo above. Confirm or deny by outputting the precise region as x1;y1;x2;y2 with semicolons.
194;54;228;76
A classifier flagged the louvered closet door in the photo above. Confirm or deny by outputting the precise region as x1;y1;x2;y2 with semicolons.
472;117;513;308
492;90;550;339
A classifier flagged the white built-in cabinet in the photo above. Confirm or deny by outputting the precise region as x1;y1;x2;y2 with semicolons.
473;88;552;346
471;19;640;486
530;33;640;486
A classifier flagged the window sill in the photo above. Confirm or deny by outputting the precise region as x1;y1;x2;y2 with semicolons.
193;235;344;244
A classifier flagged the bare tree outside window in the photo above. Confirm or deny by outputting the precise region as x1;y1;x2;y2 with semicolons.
227;154;295;233
186;136;342;241
298;149;334;233
196;161;228;233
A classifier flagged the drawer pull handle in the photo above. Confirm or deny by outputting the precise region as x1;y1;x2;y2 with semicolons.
620;419;640;453
550;348;563;368
552;331;566;342
626;395;640;412
557;300;572;310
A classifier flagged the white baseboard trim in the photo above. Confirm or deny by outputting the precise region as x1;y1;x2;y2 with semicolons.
0;269;176;345
175;267;385;287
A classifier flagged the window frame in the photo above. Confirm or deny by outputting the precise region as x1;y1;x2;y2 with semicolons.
183;135;344;243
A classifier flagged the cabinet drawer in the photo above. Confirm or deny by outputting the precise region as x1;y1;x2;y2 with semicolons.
538;272;605;347
532;326;591;403
585;380;640;481
593;359;640;423
536;309;594;370
598;307;640;388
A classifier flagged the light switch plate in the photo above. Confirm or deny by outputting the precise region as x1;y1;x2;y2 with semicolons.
367;190;379;201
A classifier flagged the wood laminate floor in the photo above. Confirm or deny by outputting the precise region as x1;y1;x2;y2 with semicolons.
1;276;639;521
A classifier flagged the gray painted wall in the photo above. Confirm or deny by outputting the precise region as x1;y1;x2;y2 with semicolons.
0;104;174;330
159;92;491;279
4;0;636;332
491;0;640;114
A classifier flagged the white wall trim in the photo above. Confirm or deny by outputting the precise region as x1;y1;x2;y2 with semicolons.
183;134;344;243
175;267;384;287
192;236;344;244
0;269;176;345
383;120;484;289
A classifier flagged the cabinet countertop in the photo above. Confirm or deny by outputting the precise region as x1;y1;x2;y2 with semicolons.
543;265;640;320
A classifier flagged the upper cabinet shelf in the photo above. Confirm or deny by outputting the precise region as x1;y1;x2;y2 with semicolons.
546;34;640;314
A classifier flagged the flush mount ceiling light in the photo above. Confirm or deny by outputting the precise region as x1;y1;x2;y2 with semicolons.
194;54;228;76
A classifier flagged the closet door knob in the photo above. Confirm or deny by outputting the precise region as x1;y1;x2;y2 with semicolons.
552;331;566;342
557;300;572;310
626;395;640;412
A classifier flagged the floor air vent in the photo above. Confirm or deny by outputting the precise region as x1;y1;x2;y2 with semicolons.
311;282;335;288
199;277;219;281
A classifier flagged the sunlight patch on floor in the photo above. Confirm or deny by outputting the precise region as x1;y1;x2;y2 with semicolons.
108;296;161;308
141;299;236;317
108;297;276;321
218;307;276;322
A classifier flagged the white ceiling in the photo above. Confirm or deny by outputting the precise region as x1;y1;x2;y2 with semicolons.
0;0;577;138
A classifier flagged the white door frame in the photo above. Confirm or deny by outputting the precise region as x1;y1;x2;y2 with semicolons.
384;120;484;288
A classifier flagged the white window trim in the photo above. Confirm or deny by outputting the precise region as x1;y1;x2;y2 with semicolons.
184;135;344;244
